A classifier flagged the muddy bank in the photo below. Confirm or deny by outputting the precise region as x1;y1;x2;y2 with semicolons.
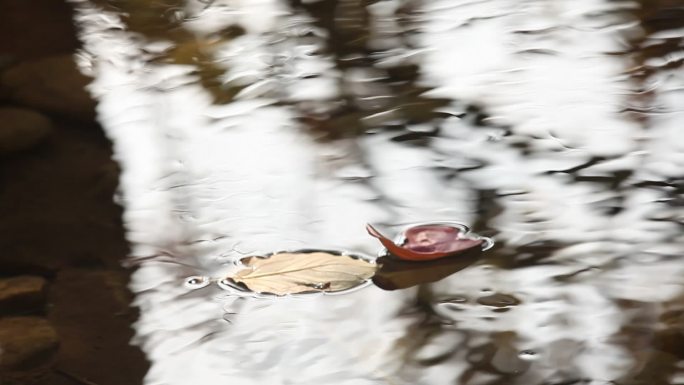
0;0;148;384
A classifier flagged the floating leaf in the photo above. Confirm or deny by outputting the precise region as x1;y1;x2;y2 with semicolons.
366;223;484;261
229;251;377;295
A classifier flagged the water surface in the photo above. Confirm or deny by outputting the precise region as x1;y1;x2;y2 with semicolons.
69;0;684;384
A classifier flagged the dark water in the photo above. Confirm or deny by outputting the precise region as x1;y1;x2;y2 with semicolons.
65;0;684;384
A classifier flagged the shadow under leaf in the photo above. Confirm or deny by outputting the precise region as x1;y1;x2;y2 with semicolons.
372;248;483;291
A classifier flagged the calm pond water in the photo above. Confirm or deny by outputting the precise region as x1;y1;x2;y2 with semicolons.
68;0;683;384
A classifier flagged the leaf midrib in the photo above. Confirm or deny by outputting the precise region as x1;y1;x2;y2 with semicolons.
235;262;374;281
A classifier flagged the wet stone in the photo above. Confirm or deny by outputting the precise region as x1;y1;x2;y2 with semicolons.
0;317;59;371
0;54;96;121
0;54;15;71
0;55;16;94
0;107;53;155
44;269;149;385
0;276;47;314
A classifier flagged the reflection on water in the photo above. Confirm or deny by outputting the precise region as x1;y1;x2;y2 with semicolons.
69;0;683;384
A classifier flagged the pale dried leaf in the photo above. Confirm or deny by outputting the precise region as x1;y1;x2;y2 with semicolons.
231;252;377;295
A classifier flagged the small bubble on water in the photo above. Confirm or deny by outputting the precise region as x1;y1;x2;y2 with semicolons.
518;350;538;361
184;276;211;289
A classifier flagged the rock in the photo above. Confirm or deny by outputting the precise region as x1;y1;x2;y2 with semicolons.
0;107;53;155
45;269;149;384
0;276;47;315
0;55;15;103
0;317;59;371
0;54;16;74
0;55;96;121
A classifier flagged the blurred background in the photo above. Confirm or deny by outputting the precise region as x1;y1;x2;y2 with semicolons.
0;0;683;384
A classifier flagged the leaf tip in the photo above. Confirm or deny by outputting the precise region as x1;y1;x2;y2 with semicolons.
365;223;382;239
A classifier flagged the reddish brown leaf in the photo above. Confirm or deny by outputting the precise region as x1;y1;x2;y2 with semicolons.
366;223;484;261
